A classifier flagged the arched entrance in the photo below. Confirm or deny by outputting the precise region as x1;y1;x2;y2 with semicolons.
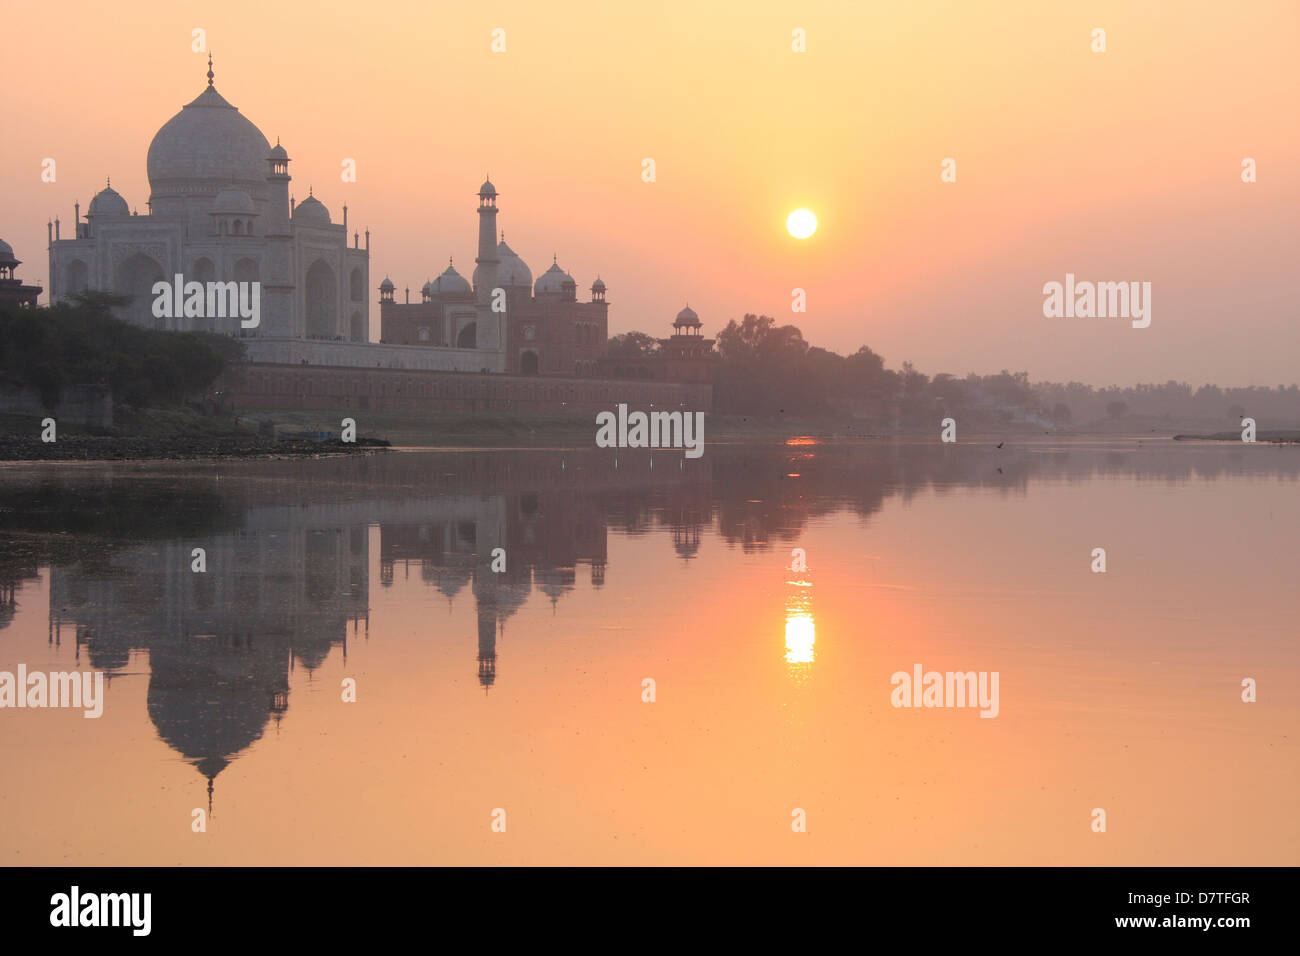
114;252;165;328
305;259;337;338
66;260;88;295
519;350;539;375
456;322;477;349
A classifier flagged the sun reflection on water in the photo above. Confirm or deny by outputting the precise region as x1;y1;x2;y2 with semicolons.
784;609;816;665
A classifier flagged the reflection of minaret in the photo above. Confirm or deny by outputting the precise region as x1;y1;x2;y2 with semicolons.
477;604;497;690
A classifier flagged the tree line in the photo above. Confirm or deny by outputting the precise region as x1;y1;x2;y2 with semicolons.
612;314;1300;428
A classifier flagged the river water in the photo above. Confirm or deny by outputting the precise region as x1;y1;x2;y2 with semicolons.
1;439;1296;864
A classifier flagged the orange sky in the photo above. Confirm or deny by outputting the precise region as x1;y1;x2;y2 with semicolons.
2;0;1296;385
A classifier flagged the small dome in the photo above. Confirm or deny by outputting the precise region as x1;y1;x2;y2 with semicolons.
592;276;606;292
675;305;700;326
88;184;130;218
0;238;16;266
478;179;497;198
421;280;435;296
212;186;255;215
534;260;572;295
294;194;331;225
269;142;288;161
379;276;395;291
431;263;471;295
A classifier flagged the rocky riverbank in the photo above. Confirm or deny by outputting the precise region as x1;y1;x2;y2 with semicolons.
0;434;390;462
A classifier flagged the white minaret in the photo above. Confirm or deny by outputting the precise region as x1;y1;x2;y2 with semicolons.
474;179;503;353
263;139;294;337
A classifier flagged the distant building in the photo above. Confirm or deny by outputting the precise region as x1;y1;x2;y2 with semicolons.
0;238;42;308
381;245;609;377
598;305;718;383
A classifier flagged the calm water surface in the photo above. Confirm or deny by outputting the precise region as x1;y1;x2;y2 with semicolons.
1;439;1296;864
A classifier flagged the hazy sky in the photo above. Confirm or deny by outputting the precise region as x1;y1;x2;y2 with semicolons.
2;0;1296;385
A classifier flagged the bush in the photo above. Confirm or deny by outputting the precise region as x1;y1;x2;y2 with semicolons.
0;293;244;409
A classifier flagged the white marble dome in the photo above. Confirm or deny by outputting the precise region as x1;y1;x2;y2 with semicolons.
675;305;700;326
474;239;531;290
431;263;470;295
88;184;130;218
147;85;272;194
293;194;331;226
534;260;574;295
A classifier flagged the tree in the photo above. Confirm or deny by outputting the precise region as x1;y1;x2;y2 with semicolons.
1106;401;1128;419
606;331;661;358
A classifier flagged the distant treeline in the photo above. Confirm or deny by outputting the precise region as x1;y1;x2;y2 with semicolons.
614;314;1300;427
0;293;244;409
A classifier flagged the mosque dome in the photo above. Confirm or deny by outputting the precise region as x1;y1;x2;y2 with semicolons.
293;194;331;226
431;263;471;295
379;276;395;292
478;179;497;198
592;276;606;293
474;239;532;290
675;304;701;326
269;142;288;161
147;81;272;195
212;186;255;215
497;240;532;288
534;260;572;295
421;280;434;297
88;184;130;218
0;238;16;266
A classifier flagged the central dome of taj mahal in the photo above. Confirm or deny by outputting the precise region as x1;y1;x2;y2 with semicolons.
147;64;272;201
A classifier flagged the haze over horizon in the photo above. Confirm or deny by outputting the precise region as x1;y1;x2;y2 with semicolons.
2;0;1295;387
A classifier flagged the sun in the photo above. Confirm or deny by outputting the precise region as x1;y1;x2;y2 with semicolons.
786;208;817;239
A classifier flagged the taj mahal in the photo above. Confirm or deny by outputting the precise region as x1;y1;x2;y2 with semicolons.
43;59;717;385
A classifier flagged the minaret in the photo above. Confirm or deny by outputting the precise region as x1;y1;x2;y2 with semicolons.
474;178;503;353
263;138;293;336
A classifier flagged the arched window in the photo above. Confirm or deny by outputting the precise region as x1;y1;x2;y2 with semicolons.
66;260;88;294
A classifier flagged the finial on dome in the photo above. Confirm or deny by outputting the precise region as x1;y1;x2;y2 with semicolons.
207;53;214;88
553;253;557;264
448;256;453;267
106;176;110;187
308;185;313;197
500;230;505;242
